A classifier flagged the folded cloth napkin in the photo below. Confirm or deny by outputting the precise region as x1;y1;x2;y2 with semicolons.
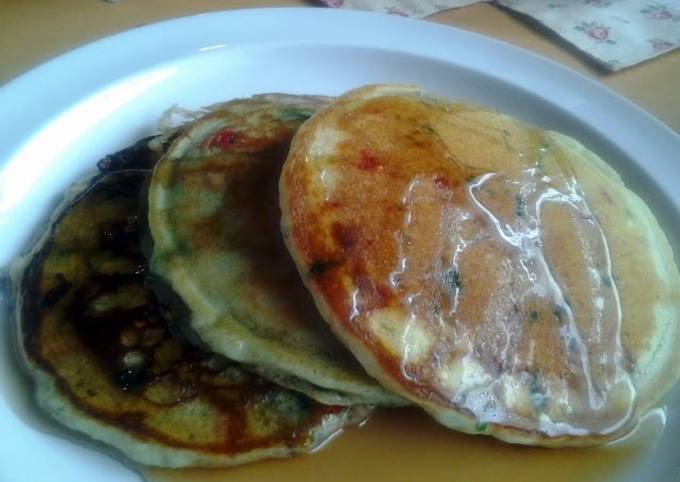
319;0;680;71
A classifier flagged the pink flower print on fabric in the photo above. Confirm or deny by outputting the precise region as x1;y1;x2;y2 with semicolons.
575;21;617;44
648;38;676;51
641;2;680;21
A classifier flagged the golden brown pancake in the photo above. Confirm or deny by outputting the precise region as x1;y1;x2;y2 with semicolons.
280;85;680;446
148;94;404;406
12;166;370;468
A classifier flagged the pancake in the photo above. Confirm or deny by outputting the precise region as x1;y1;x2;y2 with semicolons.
12;165;370;468
147;94;403;406
280;85;680;446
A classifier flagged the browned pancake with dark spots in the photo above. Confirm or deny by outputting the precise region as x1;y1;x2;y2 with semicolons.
280;85;680;446
13;164;369;468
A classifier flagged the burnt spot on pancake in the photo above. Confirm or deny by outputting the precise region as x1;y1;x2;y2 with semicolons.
307;260;337;277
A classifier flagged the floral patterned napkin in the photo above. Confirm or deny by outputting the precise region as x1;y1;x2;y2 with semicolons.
319;0;679;71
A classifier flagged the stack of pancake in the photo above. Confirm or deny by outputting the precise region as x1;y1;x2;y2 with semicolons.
12;86;680;468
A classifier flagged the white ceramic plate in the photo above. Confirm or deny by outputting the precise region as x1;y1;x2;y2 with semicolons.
1;8;678;482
